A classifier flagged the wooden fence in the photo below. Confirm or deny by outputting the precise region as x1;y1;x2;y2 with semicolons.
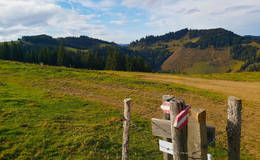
121;95;242;160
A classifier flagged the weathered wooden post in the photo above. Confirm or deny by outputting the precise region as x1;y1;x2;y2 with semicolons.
122;98;131;160
188;108;207;160
170;99;188;160
162;95;174;160
226;96;242;160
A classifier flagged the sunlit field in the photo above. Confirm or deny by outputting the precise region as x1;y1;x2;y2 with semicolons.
0;60;259;159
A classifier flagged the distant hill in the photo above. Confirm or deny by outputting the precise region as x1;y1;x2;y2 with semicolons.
130;28;260;73
1;28;260;73
20;34;115;50
0;35;152;72
244;35;260;39
16;34;170;71
119;44;129;46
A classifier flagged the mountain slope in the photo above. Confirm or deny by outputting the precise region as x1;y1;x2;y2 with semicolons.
1;28;260;73
130;28;260;73
19;34;172;71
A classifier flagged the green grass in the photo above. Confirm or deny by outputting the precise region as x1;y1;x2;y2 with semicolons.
0;71;160;159
0;60;255;159
183;62;227;74
185;72;260;82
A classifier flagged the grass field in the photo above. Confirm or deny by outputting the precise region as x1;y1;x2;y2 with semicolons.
0;60;259;159
184;72;260;82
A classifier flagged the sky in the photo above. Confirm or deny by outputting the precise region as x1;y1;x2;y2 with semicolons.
0;0;260;44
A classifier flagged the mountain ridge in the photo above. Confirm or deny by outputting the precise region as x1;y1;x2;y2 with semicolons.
1;28;260;73
129;28;260;73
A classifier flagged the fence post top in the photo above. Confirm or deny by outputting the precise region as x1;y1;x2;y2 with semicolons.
163;95;174;99
124;98;132;103
228;96;241;101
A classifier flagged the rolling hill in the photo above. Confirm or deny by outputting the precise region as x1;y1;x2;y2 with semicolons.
20;34;115;50
0;28;260;73
130;28;260;73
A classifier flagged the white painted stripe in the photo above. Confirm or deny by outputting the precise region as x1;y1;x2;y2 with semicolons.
174;114;188;128
161;105;170;111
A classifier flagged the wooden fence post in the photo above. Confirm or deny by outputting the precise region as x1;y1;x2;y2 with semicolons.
122;98;131;160
162;95;174;160
188;108;207;160
170;99;188;160
226;96;242;160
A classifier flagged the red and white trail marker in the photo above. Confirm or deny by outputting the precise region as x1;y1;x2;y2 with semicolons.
174;106;190;129
160;102;170;114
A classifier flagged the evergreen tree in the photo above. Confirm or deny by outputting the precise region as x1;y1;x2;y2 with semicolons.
118;53;126;71
38;47;49;64
0;44;3;59
57;43;64;66
125;54;133;71
105;48;118;70
24;50;32;62
2;42;10;60
80;53;90;68
16;42;24;61
63;52;73;67
10;42;23;61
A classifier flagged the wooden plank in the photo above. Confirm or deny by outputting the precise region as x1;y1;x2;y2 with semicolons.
152;118;171;138
152;117;215;146
226;96;242;160
159;140;173;155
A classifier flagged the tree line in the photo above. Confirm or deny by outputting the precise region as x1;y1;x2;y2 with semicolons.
130;28;188;46
231;44;260;71
0;42;151;72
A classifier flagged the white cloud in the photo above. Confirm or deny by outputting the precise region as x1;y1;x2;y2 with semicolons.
0;0;106;41
109;20;125;25
1;0;260;44
133;19;140;22
69;0;117;11
122;0;260;35
121;0;163;10
185;8;200;15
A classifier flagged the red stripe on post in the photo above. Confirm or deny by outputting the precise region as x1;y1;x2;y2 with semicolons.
174;106;190;129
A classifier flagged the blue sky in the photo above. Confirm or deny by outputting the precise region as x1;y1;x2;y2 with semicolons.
0;0;260;43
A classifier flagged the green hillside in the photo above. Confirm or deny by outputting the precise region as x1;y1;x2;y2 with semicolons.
1;28;260;73
130;28;260;73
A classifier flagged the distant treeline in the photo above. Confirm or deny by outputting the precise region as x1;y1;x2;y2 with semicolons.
130;28;189;46
0;42;151;72
21;35;113;50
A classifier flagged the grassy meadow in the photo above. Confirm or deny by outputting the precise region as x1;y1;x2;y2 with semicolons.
0;60;259;159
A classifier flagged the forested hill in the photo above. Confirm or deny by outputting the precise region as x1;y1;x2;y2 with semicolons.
20;35;115;50
130;28;260;73
130;28;243;48
0;28;260;73
0;35;152;72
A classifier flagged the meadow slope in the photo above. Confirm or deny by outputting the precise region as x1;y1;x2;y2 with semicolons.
0;60;259;159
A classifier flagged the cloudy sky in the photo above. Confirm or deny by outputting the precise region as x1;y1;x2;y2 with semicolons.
0;0;260;43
